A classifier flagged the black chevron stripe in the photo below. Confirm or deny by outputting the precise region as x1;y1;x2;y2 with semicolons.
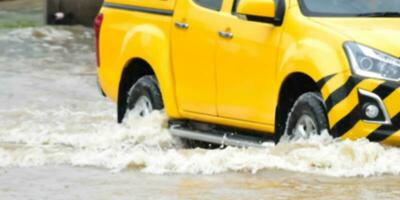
317;74;336;89
325;77;363;112
330;105;361;137
367;112;400;142
373;81;398;100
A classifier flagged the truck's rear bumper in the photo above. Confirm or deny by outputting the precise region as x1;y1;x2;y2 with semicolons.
319;73;400;145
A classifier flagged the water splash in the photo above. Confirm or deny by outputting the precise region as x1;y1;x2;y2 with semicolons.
1;104;400;177
1;26;400;177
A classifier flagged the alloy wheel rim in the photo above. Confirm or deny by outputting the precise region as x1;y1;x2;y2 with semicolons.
133;95;153;117
294;114;318;138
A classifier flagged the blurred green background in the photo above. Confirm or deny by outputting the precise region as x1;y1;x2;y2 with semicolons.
0;0;43;28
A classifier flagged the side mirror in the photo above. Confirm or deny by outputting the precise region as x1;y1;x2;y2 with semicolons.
237;0;276;19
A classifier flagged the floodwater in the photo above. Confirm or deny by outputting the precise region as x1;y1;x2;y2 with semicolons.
0;0;400;199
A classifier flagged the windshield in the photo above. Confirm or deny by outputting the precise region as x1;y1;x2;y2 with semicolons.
299;0;400;17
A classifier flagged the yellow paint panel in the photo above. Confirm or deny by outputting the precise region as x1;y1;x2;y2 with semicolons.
171;0;223;115
383;90;400;118
215;12;281;125
383;131;400;147
237;0;275;18
342;122;380;140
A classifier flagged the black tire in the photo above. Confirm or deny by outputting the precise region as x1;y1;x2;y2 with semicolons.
283;92;329;140
126;75;164;116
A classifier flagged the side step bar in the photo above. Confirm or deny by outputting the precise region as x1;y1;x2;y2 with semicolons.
169;125;269;148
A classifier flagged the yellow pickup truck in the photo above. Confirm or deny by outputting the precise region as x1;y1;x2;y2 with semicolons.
95;0;400;146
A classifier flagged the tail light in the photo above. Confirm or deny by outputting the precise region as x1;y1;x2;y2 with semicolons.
94;13;104;67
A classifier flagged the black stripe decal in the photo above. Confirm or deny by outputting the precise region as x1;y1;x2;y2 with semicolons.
373;81;398;100
330;81;399;139
367;113;400;142
103;2;174;16
325;77;362;112
331;105;361;137
367;112;400;142
317;74;336;89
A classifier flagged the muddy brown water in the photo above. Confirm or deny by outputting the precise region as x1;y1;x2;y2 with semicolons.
1;166;400;200
0;0;400;199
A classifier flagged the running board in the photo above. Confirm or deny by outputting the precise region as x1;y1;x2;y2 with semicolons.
169;126;268;148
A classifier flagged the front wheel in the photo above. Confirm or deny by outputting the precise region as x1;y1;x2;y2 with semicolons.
284;92;329;140
126;75;164;118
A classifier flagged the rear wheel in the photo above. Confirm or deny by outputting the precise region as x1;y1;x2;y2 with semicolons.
126;76;217;148
126;75;164;117
284;92;329;140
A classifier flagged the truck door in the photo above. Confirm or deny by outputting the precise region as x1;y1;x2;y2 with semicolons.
215;1;282;125
171;0;223;116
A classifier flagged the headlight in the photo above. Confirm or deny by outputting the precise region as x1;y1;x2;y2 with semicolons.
344;42;400;81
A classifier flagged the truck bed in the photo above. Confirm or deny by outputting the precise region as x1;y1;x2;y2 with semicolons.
98;0;176;101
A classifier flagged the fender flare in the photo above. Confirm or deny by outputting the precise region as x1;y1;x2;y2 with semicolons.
115;24;180;122
275;38;348;103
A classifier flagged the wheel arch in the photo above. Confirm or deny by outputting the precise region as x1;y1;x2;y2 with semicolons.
275;72;324;139
116;24;180;122
273;37;348;137
117;58;156;122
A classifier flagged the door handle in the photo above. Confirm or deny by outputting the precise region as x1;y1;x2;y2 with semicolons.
218;31;233;39
175;22;189;29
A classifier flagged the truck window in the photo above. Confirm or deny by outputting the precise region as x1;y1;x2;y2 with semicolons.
194;0;223;11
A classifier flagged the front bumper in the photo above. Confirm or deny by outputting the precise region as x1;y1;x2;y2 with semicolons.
319;73;400;145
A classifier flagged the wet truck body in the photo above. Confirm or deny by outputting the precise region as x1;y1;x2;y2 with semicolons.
96;0;400;146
